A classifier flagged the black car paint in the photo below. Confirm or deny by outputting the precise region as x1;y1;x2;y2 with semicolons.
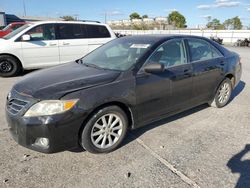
14;62;121;99
6;35;242;153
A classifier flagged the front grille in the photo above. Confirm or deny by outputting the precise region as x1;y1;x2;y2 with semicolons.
7;98;29;115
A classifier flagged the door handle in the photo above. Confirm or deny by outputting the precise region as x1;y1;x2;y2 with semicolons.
49;43;57;46
183;69;192;76
63;42;70;45
220;61;225;66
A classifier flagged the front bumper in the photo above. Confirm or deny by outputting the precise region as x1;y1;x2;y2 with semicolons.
5;90;86;153
6;111;85;153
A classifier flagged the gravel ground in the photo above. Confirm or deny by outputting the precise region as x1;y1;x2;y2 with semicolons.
0;46;249;188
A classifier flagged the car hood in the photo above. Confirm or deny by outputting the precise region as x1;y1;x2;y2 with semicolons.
13;62;121;99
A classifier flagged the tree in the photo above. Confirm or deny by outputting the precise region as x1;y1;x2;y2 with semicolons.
223;19;233;30
206;18;225;30
129;12;141;20
60;15;76;21
223;17;242;30
167;11;186;28
142;15;149;19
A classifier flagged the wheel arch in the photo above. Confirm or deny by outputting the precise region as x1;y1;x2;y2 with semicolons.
78;101;135;138
225;73;235;87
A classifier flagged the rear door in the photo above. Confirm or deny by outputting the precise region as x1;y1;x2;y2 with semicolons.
21;24;59;68
136;39;193;124
86;24;113;52
186;38;224;103
57;23;89;64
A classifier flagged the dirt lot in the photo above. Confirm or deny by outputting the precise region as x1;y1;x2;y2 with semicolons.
0;47;249;188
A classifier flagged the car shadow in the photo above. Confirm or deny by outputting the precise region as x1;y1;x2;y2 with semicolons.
229;81;246;103
122;104;209;147
227;145;250;188
20;69;37;76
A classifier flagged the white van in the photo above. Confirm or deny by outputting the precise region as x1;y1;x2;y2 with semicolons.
0;21;116;77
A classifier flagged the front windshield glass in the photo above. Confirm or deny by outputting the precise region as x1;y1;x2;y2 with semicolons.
80;37;154;71
3;24;31;40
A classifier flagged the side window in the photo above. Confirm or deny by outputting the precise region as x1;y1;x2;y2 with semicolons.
210;45;223;58
57;24;87;39
187;39;213;62
85;25;111;38
25;24;55;41
148;39;186;68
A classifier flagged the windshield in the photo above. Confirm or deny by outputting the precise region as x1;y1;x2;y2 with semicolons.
3;24;31;40
2;24;11;31
80;37;154;71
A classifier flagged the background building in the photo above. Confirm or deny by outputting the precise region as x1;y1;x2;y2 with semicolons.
108;17;175;30
0;12;62;27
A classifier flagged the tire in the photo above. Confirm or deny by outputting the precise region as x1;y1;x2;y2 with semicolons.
0;55;22;77
209;78;233;108
80;106;128;154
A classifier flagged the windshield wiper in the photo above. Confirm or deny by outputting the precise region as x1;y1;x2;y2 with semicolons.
84;63;102;69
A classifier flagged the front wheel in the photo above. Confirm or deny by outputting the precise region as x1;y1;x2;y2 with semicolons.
80;106;128;154
209;78;233;108
0;55;22;77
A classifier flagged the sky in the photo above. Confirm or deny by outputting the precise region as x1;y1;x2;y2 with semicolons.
0;0;250;27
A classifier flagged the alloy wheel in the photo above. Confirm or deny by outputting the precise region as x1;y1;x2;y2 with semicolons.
218;82;231;104
91;113;123;149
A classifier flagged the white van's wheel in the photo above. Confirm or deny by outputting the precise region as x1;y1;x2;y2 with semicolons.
0;55;22;77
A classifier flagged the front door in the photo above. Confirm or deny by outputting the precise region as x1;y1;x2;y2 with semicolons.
136;39;193;124
21;24;59;68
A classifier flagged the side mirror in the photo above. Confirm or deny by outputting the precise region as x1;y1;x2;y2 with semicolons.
22;34;31;41
144;63;165;73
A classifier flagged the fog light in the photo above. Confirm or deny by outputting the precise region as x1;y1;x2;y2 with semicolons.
34;138;49;148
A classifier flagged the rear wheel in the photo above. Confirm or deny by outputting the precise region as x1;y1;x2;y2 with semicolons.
80;106;128;154
0;55;22;77
209;78;233;108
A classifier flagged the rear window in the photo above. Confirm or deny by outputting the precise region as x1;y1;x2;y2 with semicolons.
85;25;111;38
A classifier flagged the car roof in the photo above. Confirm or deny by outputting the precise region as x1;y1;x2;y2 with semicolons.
123;34;209;41
122;34;231;56
30;20;108;26
10;22;27;25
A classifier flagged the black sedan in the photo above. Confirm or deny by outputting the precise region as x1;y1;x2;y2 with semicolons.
6;35;242;154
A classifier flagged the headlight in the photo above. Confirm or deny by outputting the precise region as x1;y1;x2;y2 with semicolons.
24;100;78;117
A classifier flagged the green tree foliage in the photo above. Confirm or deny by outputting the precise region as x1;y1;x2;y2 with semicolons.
206;18;225;30
60;15;76;21
129;12;141;20
223;17;242;30
142;15;149;19
167;11;186;28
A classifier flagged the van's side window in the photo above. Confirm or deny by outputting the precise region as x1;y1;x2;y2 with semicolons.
57;24;87;39
85;25;111;38
25;24;55;41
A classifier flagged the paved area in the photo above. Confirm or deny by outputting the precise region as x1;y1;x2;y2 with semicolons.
0;47;249;188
